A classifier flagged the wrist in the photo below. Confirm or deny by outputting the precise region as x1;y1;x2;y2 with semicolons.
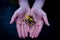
19;0;29;7
33;2;42;8
32;0;45;8
19;6;30;12
20;3;29;7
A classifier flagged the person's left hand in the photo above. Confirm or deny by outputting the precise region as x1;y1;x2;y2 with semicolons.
29;7;50;38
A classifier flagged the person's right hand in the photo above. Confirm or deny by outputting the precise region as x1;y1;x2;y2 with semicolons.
10;7;30;38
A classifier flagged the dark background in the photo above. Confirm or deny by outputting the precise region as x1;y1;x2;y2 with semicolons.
0;0;60;40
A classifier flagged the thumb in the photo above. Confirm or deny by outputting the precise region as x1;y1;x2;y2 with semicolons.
42;12;50;26
10;13;17;24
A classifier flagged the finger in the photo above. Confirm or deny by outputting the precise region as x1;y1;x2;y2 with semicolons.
21;22;25;38
40;10;50;26
35;24;43;38
10;13;17;24
42;13;50;26
29;26;35;38
16;22;22;38
23;22;28;37
31;24;39;38
34;20;43;38
26;25;29;33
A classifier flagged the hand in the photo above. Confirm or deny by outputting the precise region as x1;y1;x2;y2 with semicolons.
29;7;50;38
10;7;30;38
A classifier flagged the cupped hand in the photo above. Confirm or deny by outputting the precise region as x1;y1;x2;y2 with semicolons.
29;7;50;38
10;7;30;38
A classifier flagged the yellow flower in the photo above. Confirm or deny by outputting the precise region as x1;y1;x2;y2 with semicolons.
29;18;33;21
25;15;30;19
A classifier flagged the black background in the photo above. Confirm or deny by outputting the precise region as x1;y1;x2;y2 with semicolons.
0;0;60;40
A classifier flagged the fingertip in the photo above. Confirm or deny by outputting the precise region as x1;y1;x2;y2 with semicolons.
45;21;50;26
9;17;15;24
10;21;12;24
30;35;34;38
9;21;11;24
23;36;25;39
34;36;38;38
9;20;13;24
18;35;22;38
47;23;50;26
45;20;50;26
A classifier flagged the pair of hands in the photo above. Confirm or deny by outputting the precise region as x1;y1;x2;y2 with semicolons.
10;6;50;38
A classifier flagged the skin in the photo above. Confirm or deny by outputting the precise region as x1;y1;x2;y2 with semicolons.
10;0;50;39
